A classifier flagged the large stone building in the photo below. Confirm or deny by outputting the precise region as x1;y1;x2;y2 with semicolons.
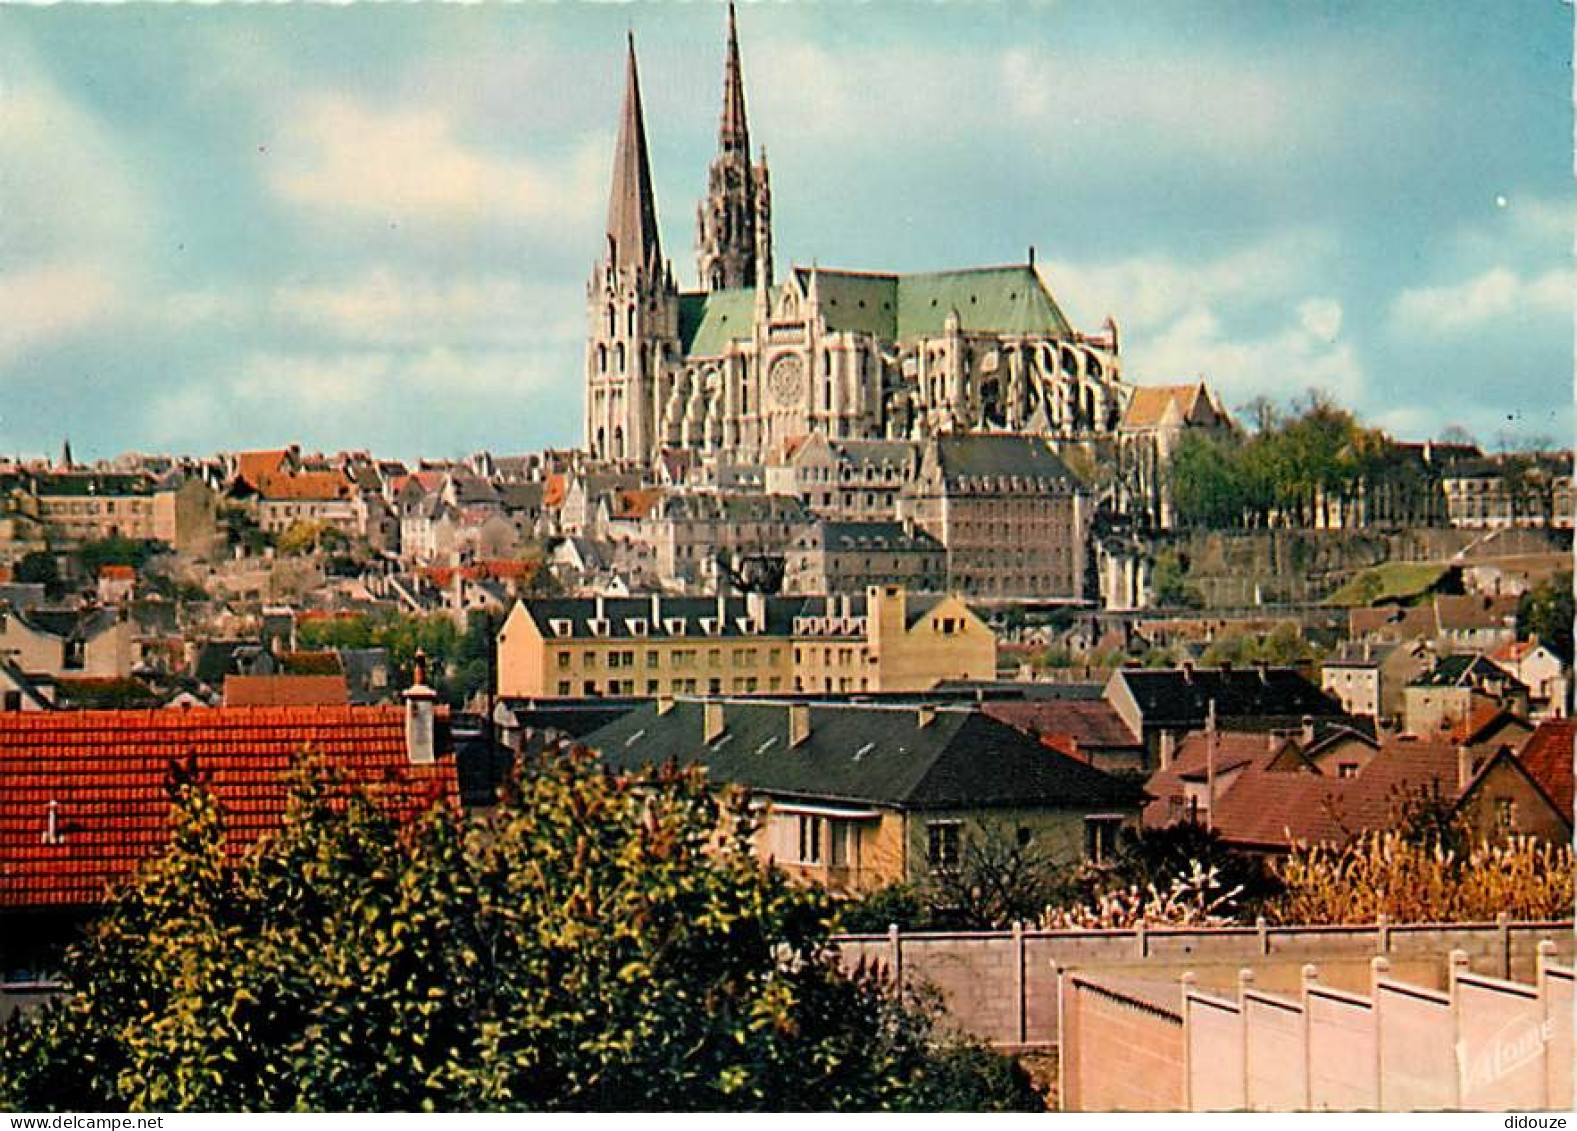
583;9;1129;470
495;586;995;700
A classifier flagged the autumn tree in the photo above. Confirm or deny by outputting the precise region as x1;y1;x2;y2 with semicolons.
0;749;1041;1112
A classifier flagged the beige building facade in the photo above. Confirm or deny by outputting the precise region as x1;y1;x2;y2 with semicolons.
496;586;994;700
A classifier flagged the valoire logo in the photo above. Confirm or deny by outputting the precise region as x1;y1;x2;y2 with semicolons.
1459;1015;1555;1099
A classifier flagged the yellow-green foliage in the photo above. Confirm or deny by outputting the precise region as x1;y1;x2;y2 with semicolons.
0;750;1042;1113
1269;831;1574;925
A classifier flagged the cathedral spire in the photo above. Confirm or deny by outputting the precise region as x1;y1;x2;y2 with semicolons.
719;3;749;155
606;32;662;272
697;4;771;292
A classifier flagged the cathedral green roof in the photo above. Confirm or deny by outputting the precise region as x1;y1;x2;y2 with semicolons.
895;265;1073;340
679;288;760;357
679;264;1074;358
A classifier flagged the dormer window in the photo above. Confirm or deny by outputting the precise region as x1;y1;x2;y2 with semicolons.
626;618;649;637
664;617;686;637
699;617;720;636
588;618;611;638
548;618;574;638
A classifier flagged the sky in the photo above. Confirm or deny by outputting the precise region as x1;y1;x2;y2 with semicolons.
1;1;1571;463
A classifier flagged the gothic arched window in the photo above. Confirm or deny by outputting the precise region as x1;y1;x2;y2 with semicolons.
615;343;626;373
627;306;636;337
597;344;607;373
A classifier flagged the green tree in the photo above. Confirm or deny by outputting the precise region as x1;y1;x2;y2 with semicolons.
1150;547;1203;608
277;521;350;557
1518;570;1573;661
13;550;60;592
0;750;1042;1112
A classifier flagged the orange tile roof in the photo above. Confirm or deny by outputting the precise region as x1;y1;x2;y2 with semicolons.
1144;733;1466;850
1517;719;1574;819
257;470;354;502
0;706;455;909
542;474;568;509
223;674;350;707
611;488;663;520
234;449;294;487
1121;383;1205;429
98;565;136;581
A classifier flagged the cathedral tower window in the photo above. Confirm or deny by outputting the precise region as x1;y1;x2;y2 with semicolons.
598;344;608;373
627;306;637;336
616;343;626;373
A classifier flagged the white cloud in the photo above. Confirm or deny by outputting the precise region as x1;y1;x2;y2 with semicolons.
270;269;581;349
230;346;562;414
1050;229;1334;331
1391;266;1572;337
1130;299;1364;409
268;94;606;236
0;263;124;365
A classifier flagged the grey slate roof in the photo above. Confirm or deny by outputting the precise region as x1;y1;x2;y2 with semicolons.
928;434;1081;490
811;521;943;553
584;699;1145;811
1111;666;1349;727
1410;653;1528;691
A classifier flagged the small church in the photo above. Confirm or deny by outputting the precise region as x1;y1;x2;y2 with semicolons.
584;6;1133;469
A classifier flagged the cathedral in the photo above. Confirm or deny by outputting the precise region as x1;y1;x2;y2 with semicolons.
584;7;1130;469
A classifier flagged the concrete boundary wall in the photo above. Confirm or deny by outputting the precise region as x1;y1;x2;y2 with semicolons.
834;916;1573;1047
1062;944;1575;1111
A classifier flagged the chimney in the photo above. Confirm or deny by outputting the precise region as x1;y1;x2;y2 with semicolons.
42;799;60;845
1255;660;1270;684
704;700;725;744
656;695;676;716
1457;745;1474;790
1300;715;1315;747
595;594;606;622
403;650;438;765
1181;661;1194;683
746;590;766;631
788;703;811;747
1158;730;1175;771
918;704;937;728
650;592;662;624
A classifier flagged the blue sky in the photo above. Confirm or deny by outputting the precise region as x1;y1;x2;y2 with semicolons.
1;1;1570;462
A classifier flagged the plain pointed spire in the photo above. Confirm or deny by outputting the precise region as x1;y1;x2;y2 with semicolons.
719;2;750;154
606;32;662;272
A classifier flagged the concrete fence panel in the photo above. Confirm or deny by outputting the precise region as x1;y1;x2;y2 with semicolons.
1375;978;1456;1110
1306;986;1377;1111
1061;974;1184;1112
1454;972;1546;1110
1185;991;1245;1110
1541;963;1572;1109
1243;986;1307;1110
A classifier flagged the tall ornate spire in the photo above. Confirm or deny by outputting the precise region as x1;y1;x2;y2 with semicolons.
696;3;771;293
719;2;749;156
606;32;662;273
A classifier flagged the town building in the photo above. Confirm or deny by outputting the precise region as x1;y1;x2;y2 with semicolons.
584;698;1145;894
1402;653;1531;738
783;520;946;596
495;586;995;700
899;434;1089;601
763;434;918;523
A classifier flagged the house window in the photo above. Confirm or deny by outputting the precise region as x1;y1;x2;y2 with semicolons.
1337;763;1359;779
926;821;961;871
1495;798;1517;832
798;815;825;865
1084;816;1122;865
557;681;571;696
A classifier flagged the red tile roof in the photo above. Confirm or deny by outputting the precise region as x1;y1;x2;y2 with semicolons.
98;565;136;581
1516;719;1574;819
983;701;1142;753
0;706;454;909
257;470;353;502
223;674;350;707
1145;733;1466;850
